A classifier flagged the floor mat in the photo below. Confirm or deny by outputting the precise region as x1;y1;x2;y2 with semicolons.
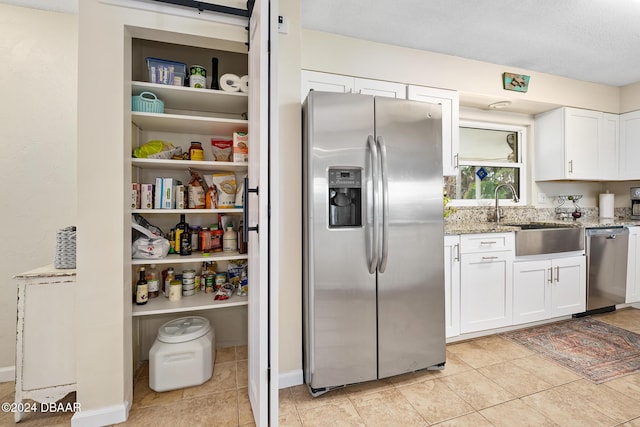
502;317;640;383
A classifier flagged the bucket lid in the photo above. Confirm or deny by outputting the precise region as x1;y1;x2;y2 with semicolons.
157;316;211;343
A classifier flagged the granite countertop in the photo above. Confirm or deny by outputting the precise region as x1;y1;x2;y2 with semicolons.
445;218;640;235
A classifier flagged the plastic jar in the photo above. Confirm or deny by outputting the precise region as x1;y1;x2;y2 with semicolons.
189;141;204;161
169;280;182;302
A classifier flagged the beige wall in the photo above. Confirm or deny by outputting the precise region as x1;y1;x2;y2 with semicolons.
621;82;640;113
301;29;622;115
0;4;77;373
277;0;302;377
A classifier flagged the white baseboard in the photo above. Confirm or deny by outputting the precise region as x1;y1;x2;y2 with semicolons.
279;369;303;389
71;401;129;427
0;366;15;383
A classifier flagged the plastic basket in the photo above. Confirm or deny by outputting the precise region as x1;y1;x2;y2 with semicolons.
132;92;165;113
54;226;76;269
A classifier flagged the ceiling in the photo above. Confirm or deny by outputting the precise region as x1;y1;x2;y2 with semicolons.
301;0;640;88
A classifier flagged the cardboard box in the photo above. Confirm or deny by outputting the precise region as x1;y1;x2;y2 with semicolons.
162;178;181;209
132;183;141;209
233;132;248;163
154;178;163;209
141;184;154;209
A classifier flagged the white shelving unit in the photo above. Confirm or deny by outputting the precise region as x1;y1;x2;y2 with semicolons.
130;44;249;318
131;251;247;265
132;292;247;317
132;81;248;115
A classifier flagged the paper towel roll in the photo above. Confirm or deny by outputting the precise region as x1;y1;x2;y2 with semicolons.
219;73;241;92
599;193;615;219
239;75;249;93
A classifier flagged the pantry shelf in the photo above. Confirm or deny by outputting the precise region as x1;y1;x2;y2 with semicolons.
132;208;244;214
132;292;248;317
132;111;247;135
132;81;248;115
131;158;247;172
131;252;248;266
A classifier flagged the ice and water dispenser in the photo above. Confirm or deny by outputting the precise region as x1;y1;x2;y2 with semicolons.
328;168;362;228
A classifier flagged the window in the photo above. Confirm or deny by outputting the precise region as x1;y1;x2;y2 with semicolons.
445;122;526;205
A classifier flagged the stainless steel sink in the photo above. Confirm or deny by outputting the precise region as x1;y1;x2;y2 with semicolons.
506;223;585;256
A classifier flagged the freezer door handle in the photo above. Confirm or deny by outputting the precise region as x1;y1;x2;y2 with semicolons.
367;135;379;274
376;135;390;273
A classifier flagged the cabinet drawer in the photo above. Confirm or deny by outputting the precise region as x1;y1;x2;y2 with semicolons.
460;233;514;254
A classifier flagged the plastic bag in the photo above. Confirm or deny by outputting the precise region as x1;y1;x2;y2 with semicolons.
133;140;182;159
131;216;169;259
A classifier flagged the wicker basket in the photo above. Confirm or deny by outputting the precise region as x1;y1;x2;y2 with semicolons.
54;226;76;269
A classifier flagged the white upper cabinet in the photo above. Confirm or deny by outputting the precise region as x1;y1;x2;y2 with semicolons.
301;71;354;99
619;110;640;180
407;85;459;176
301;70;406;101
353;78;406;99
535;107;619;181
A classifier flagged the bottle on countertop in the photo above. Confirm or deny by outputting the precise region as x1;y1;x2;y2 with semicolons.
146;264;159;298
223;223;237;252
135;267;148;305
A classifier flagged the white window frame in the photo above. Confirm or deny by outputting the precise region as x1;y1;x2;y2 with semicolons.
450;120;527;207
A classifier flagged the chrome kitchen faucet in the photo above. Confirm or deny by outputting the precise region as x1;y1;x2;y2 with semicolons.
494;183;519;223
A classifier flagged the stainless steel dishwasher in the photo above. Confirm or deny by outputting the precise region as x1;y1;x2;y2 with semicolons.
585;226;629;314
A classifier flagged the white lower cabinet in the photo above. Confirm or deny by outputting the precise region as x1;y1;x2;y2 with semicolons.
444;235;460;338
460;233;514;334
626;226;640;303
513;255;586;325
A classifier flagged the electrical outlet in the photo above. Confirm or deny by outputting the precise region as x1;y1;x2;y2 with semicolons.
537;192;547;204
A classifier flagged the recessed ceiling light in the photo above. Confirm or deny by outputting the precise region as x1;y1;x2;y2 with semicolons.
488;101;512;109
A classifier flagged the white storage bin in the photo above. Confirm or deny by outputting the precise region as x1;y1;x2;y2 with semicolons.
149;316;215;392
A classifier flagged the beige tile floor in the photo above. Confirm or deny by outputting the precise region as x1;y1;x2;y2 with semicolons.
280;308;640;427
2;309;640;426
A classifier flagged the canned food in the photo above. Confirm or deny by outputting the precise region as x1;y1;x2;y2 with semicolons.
182;289;195;296
182;283;195;291
182;278;195;286
182;270;196;279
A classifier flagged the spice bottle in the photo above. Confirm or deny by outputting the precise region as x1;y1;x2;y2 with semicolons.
189;141;204;161
146;264;159;298
135;267;148;305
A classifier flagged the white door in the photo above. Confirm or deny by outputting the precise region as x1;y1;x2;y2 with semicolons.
513;260;551;325
460;252;513;333
353;78;406;98
407;85;459;176
248;0;278;425
551;256;586;317
444;236;460;338
301;70;354;101
565;108;600;179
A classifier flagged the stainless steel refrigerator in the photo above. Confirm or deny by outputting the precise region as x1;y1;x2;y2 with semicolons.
302;91;446;396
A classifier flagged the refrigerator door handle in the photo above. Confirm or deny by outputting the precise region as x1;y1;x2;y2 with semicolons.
367;135;379;274
376;135;390;273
